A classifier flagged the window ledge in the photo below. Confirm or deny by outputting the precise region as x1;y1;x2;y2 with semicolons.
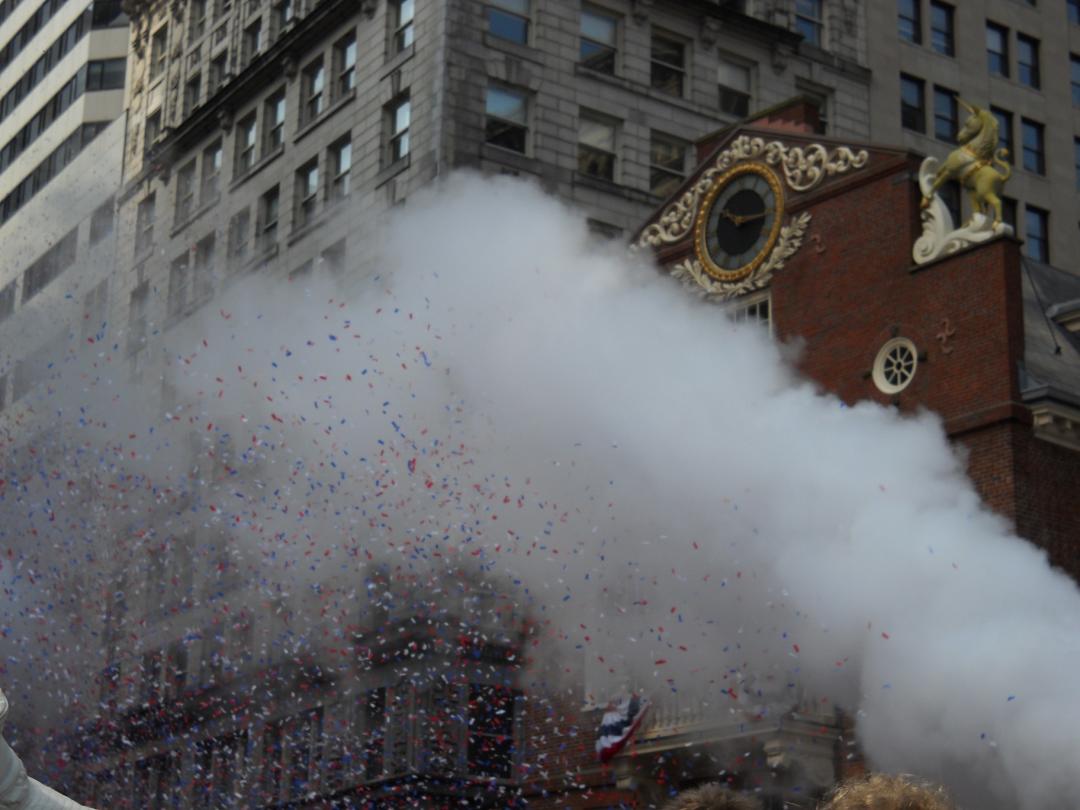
480;143;540;174
573;171;657;205
294;88;356;145
164;291;214;330
170;195;220;238
229;145;284;192
375;154;410;187
381;42;415;78
242;241;279;272
573;63;701;115
287;209;333;246
482;31;544;64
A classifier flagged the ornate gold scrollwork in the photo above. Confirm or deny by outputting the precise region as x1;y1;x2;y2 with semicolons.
636;136;869;250
670;211;812;301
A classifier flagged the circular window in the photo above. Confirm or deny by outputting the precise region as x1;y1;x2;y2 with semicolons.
872;338;918;394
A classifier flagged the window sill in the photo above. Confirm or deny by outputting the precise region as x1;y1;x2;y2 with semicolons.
482;31;544;64
381;42;415;78
480;143;540;174
133;245;155;264
164;290;214;330
573;171;658;205
242;241;279;272
288;199;348;246
375;154;410;187
170;195;220;238
294;88;355;145
573;63;701;115
230;145;284;192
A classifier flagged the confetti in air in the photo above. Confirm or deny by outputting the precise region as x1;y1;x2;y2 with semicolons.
0;174;1078;808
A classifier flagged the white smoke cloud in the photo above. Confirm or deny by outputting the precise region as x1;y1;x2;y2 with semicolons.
2;173;1078;808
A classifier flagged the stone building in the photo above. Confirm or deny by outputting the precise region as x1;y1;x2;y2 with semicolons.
864;0;1080;270
47;0;875;807
0;0;128;414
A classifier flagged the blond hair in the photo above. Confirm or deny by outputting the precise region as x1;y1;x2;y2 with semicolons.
662;783;761;810
822;774;956;810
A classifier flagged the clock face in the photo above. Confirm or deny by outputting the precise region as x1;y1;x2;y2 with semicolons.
694;163;785;282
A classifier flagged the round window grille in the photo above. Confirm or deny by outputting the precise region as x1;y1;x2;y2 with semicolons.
872;338;918;395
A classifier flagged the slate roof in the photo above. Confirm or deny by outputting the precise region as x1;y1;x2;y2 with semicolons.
1020;257;1080;408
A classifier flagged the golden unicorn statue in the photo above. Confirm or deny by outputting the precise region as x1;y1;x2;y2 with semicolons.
920;98;1011;226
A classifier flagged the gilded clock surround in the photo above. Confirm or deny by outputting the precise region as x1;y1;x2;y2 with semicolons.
635;135;870;301
693;162;785;283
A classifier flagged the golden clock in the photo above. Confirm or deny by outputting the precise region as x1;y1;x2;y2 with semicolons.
694;162;785;282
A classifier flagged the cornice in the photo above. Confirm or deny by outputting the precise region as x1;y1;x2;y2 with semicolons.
1030;401;1080;453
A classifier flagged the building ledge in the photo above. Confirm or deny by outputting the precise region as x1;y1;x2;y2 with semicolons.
375;154;410;188
479;143;541;175
380;43;415;78
170;195;220;238
572;171;657;205
1031;401;1080;452
293;88;355;145
287;200;346;247
482;32;545;65
572;62;712;117
229;145;284;192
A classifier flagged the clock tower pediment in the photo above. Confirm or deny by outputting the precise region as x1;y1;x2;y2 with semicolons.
634;123;908;301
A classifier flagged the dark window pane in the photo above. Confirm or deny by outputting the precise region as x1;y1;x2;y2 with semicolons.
898;0;920;43
930;2;953;56
485;119;526;152
933;87;957;143
987;23;1009;77
991;107;1013;163
900;74;925;133
1017;35;1040;88
487;7;528;43
579;145;614;181
1024;206;1048;262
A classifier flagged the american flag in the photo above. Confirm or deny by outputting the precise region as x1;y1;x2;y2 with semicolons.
595;694;649;763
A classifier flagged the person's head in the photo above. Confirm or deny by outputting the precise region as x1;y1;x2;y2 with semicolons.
662;783;761;810
821;773;956;810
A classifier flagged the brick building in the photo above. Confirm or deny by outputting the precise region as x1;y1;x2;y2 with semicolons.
637;101;1080;580
514;97;1080;810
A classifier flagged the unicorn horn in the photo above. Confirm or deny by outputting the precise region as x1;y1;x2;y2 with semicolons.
956;97;977;114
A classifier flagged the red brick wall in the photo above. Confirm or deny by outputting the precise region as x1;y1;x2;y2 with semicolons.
775;174;1024;428
1013;427;1080;576
769;161;1080;579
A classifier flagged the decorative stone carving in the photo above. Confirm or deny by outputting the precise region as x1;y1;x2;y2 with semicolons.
631;0;652;24
217;106;234;133
701;16;721;47
668;211;812;301
936;318;956;355
637;136;868;249
912;156;1013;266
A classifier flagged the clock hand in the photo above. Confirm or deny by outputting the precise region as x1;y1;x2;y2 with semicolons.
733;208;775;224
719;207;776;226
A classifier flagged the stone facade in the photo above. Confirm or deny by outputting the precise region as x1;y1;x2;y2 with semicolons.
863;0;1080;270
0;0;129;412
46;1;877;806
